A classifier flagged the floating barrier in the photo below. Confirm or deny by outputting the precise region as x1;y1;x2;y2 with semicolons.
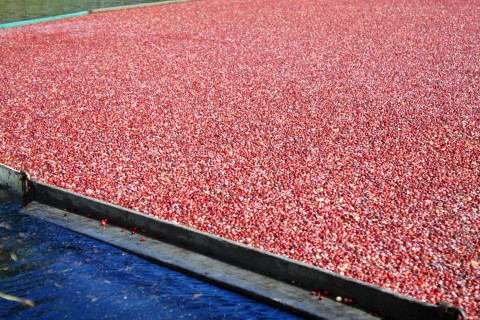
0;163;24;192
89;0;198;13
0;164;465;320
0;11;89;29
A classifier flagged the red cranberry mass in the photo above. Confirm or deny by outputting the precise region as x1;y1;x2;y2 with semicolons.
0;0;478;318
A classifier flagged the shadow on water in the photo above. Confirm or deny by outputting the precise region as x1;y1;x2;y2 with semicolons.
0;0;167;24
0;188;302;320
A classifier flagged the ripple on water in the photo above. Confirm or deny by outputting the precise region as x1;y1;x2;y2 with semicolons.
0;189;301;320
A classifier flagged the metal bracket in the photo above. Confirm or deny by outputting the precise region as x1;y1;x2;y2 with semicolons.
19;170;32;206
437;301;467;320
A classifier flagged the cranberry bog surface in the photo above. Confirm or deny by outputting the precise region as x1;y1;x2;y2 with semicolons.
0;0;479;318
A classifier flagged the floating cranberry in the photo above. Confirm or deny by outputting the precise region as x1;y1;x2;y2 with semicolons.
0;1;478;318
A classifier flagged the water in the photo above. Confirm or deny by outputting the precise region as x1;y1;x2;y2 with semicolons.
0;0;167;24
0;189;302;320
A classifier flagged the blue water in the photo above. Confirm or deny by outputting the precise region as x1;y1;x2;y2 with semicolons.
0;189;302;320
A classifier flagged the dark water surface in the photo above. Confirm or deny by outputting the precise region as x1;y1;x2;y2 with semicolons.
0;189;302;319
0;0;167;24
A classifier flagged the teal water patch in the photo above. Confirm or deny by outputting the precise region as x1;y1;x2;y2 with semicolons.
0;11;89;29
0;0;165;24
